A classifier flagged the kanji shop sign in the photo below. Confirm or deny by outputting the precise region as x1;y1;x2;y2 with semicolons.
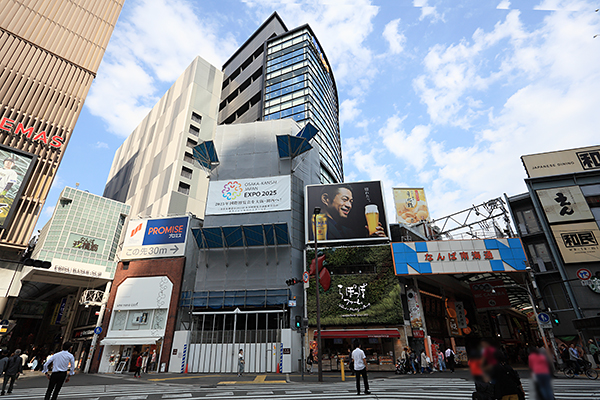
522;145;600;178
550;222;600;264
536;186;594;224
392;238;528;276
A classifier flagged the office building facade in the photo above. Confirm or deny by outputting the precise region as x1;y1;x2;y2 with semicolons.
218;13;343;184
0;0;125;254
103;57;223;220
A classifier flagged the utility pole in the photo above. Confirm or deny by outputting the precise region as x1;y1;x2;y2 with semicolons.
84;282;111;373
313;207;323;382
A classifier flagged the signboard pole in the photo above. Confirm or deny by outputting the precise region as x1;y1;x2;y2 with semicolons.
313;211;323;383
84;281;111;374
413;278;431;359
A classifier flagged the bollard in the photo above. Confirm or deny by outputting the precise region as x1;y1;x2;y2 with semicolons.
341;359;345;382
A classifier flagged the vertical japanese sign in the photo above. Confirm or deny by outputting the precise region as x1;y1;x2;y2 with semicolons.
406;288;423;329
393;188;430;225
454;302;467;329
536;186;594;224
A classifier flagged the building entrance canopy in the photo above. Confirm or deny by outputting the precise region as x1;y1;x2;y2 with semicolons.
20;266;110;288
318;329;401;339
100;337;162;346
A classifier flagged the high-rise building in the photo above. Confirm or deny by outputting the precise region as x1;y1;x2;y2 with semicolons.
0;0;125;255
218;13;343;184
103;57;223;220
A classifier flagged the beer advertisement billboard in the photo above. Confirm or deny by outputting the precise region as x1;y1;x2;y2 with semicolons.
392;187;430;224
305;181;390;245
0;144;36;229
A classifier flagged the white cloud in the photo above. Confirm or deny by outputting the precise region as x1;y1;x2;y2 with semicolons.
42;205;55;218
94;141;109;149
340;99;362;128
379;115;431;170
419;5;600;218
382;18;406;55
86;0;238;137
413;0;442;22
242;0;379;97
497;0;511;9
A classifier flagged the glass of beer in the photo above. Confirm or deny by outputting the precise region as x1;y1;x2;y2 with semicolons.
312;214;327;241
365;204;379;235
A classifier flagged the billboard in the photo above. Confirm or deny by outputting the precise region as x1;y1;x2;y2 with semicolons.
521;145;600;178
0;144;36;229
305;181;390;244
550;221;600;264
392;238;527;275
205;175;290;215
470;280;511;310
393;188;430;224
121;216;189;260
536;186;594;224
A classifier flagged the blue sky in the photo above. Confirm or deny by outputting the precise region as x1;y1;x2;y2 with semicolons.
35;0;600;232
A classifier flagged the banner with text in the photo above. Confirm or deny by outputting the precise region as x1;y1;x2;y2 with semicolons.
392;238;527;275
522;145;600;178
550;221;600;264
393;188;430;225
205;175;291;215
121;216;189;261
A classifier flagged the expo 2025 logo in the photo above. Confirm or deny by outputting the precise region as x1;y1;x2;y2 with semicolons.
222;181;243;200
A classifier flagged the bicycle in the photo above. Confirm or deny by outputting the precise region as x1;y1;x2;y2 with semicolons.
563;360;598;380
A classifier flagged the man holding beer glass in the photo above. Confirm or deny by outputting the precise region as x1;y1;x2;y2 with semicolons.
315;185;386;240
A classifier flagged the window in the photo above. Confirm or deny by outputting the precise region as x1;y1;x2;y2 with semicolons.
191;112;202;124
183;152;194;164
189;125;199;136
186;138;197;148
178;182;190;195
181;166;193;179
515;209;540;235
527;242;555;272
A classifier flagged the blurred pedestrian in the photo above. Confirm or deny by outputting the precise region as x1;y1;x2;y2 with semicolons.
20;351;28;370
237;349;244;377
150;350;157;372
352;340;370;395
409;348;418;374
491;351;524;400
438;348;446;372
569;343;583;375
528;347;554;400
468;351;484;383
445;347;455;373
43;342;75;400
588;339;599;365
1;349;23;395
134;354;142;378
420;350;431;374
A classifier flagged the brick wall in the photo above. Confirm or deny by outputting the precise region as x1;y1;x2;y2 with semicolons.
90;257;185;373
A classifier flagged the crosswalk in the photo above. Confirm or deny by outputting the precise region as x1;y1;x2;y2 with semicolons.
4;376;600;399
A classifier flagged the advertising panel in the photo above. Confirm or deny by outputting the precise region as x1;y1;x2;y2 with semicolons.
67;233;106;253
0;144;36;229
306;246;403;326
392;188;430;224
521;145;600;178
205;175;291;215
470;280;511;310
50;258;114;280
392;238;527;276
113;276;173;311
550;221;600;263
536;186;594;224
121;216;189;261
305;181;390;244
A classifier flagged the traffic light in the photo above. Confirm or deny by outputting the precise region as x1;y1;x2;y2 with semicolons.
286;278;300;286
553;316;560;325
295;315;302;329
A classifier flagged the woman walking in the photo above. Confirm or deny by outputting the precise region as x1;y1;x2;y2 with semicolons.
134;354;143;378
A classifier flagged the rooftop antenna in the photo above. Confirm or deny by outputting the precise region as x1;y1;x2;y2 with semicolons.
75;182;80;189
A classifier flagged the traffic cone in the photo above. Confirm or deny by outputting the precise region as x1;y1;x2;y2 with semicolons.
184;363;188;374
276;362;280;374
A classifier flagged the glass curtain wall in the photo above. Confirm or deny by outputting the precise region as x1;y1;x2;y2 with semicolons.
264;28;343;184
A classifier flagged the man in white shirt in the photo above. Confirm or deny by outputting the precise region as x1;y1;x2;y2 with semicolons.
43;342;75;400
445;347;456;373
352;340;371;395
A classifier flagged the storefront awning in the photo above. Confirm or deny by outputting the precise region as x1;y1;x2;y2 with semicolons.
318;329;401;339
100;337;162;346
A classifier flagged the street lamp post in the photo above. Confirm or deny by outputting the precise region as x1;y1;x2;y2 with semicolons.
313;207;323;382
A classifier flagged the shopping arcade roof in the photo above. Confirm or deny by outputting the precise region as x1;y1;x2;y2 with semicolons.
453;271;532;311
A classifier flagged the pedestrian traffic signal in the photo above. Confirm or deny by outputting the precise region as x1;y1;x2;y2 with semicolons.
286;278;300;286
552;315;560;325
295;315;302;329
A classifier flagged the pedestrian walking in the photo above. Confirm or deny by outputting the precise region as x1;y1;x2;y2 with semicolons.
42;342;75;400
588;339;599;366
352;340;371;395
150;350;157;372
528;347;554;400
237;349;245;377
307;349;314;374
20;352;28;370
134;354;143;378
438;349;446;371
141;348;150;373
491;351;524;400
420;350;431;374
445;347;455;373
1;349;23;395
409;348;418;374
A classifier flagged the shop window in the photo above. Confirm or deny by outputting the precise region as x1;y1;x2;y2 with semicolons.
126;310;153;330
